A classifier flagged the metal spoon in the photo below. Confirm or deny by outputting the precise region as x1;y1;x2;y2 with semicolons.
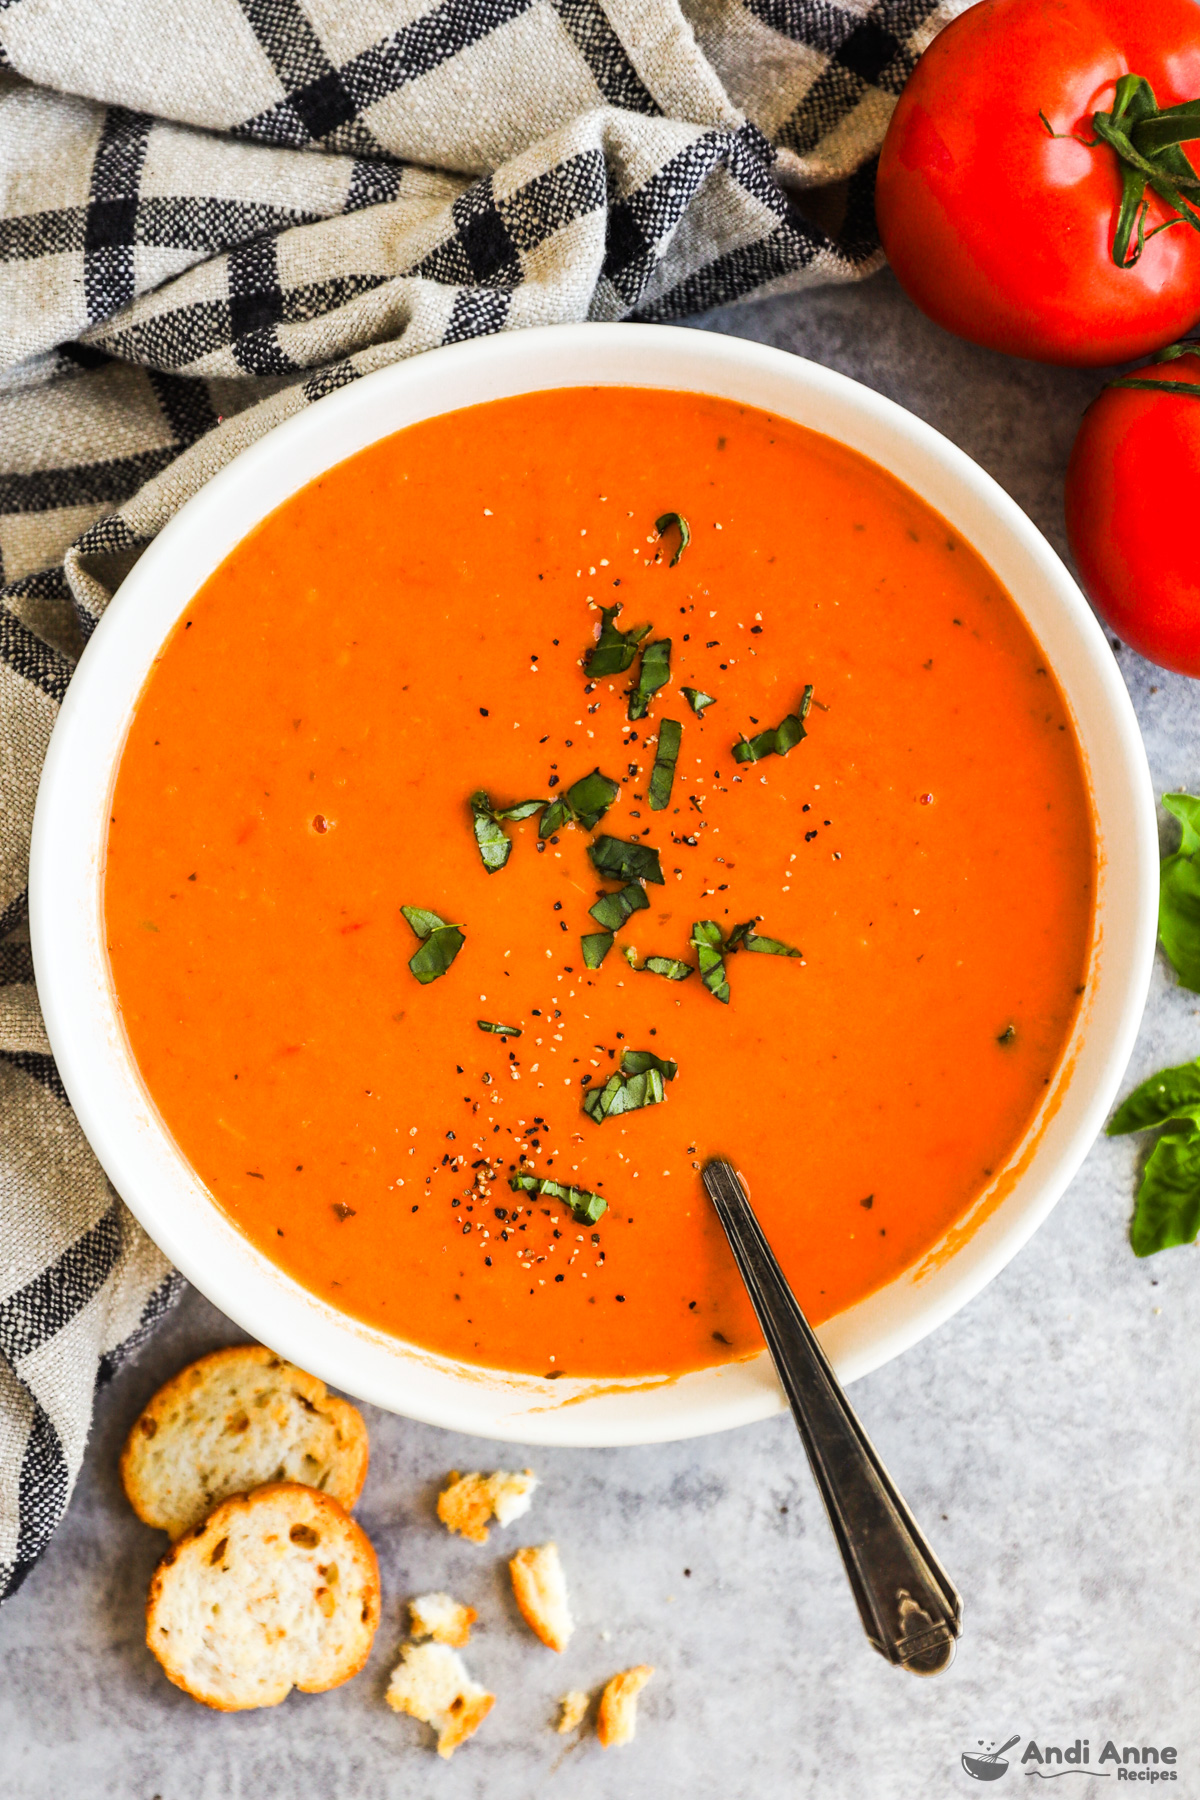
702;1158;962;1675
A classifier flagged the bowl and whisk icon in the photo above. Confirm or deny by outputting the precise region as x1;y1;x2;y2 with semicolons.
962;1735;1021;1780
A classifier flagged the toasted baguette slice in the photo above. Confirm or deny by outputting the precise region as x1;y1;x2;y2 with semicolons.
437;1468;537;1545
409;1591;476;1648
146;1483;380;1711
509;1542;573;1652
122;1344;369;1538
387;1642;495;1758
597;1665;654;1747
557;1689;590;1734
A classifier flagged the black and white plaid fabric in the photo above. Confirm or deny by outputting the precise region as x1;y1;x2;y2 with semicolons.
0;0;968;1600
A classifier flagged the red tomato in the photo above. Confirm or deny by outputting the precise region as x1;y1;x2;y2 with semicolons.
1065;353;1200;673
876;0;1200;366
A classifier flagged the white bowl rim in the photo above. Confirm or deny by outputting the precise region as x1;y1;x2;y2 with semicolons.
29;321;1158;1446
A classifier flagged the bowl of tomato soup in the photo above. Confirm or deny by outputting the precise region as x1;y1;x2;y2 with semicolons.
30;325;1156;1445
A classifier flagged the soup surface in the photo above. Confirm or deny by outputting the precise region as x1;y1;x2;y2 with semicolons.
105;387;1094;1379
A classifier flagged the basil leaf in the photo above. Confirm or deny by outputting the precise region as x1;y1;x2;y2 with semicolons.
1164;791;1200;856
732;685;814;763
470;790;547;872
727;920;801;958
401;906;465;984
478;1019;522;1036
690;920;730;1003
589;883;650;931
565;768;620;829
1130;1121;1200;1256
538;768;620;838
510;1171;608;1225
642;954;693;981
682;687;715;717
655;511;691;568
588;835;665;885
585;604;651;677
621;1049;678;1080
1108;1058;1200;1134
582;1048;676;1122
539;798;570;837
648;718;682;811
621;942;638;967
1160;792;1200;992
628;638;671;722
401;905;447;939
581;931;614;968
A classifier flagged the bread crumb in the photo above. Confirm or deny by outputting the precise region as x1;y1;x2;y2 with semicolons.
557;1688;589;1734
408;1592;476;1648
386;1642;495;1758
509;1542;573;1652
437;1469;537;1544
597;1665;654;1747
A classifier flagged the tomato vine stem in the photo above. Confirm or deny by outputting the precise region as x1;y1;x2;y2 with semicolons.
1041;74;1200;267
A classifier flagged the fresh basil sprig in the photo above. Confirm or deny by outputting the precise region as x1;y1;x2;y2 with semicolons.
510;1171;608;1225
540;768;620;838
583;1048;677;1123
401;906;465;984
585;604;651;677
629;638;671;722
1160;793;1200;991
655;511;691;567
648;719;682;811
478;1019;522;1036
469;791;547;872
682;687;715;717
1109;1057;1200;1255
588;835;665;885
733;685;814;763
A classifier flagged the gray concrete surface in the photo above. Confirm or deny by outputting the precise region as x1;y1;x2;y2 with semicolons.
2;271;1197;1798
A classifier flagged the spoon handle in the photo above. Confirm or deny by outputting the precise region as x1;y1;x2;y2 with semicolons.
702;1159;962;1675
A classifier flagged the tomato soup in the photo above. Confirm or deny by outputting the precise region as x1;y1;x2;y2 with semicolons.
104;387;1095;1380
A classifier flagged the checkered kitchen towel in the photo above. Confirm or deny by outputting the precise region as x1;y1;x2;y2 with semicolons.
0;0;969;1599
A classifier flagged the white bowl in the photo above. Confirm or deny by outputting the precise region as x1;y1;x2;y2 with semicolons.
29;324;1157;1445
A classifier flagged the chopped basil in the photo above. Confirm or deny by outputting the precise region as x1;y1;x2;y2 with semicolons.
470;790;547;872
641;954;693;981
648;718;682;811
510;1171;608;1225
401;905;465;984
682;687;715;717
690;919;730;1004
588;835;665;885
585;604;651;677
621;1049;678;1079
478;1019;522;1036
539;767;620;838
655;511;691;568
725;920;801;958
581;931;614;968
1108;1055;1200;1255
589;883;650;931
628;638;671;722
1160;792;1200;992
732;685;814;763
583;1048;677;1123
